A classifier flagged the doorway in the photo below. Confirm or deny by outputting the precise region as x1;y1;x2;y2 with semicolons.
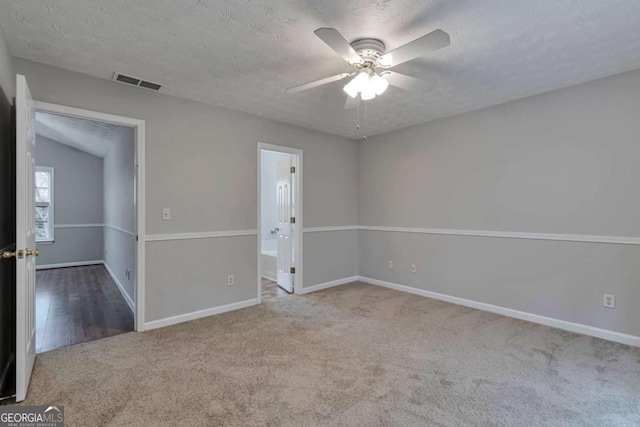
34;112;135;353
257;143;302;302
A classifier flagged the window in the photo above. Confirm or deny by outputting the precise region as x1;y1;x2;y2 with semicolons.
35;166;54;242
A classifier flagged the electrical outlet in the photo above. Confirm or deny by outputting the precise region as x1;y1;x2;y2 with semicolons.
410;264;417;273
603;294;615;309
162;208;171;221
227;275;235;286
387;260;393;269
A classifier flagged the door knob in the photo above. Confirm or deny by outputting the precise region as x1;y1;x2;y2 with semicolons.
26;249;39;257
2;250;24;259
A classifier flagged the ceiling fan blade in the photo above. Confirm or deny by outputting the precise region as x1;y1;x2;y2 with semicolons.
344;95;359;109
383;72;436;93
379;29;450;67
314;28;363;65
286;73;352;94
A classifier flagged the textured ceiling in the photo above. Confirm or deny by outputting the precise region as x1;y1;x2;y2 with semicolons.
36;112;125;157
2;0;640;139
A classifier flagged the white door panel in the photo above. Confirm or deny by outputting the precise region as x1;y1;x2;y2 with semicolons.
276;156;293;292
15;75;37;402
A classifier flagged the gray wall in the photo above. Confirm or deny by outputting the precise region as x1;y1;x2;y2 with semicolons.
15;58;359;322
358;70;640;337
11;55;640;339
35;136;104;266
103;127;135;302
0;29;12;102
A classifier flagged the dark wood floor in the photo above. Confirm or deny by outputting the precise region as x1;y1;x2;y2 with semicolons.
36;265;134;353
261;277;290;301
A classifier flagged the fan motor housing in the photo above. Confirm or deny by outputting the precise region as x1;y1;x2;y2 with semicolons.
351;38;385;65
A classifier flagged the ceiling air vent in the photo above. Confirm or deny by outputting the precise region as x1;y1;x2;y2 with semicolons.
112;72;162;91
138;80;162;91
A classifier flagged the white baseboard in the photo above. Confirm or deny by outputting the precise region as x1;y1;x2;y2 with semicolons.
357;276;640;347
36;260;103;270
102;261;135;313
144;298;259;331
301;276;359;294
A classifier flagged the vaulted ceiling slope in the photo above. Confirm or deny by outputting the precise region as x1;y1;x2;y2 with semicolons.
2;1;640;139
36;112;125;158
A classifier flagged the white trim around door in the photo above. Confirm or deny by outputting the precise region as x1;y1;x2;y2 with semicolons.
33;101;146;332
257;142;303;302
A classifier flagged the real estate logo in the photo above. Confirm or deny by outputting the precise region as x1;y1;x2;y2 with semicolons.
0;405;64;427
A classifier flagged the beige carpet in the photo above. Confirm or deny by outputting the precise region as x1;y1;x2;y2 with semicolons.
20;282;640;426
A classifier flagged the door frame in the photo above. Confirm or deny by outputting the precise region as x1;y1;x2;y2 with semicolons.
33;101;146;331
257;142;303;302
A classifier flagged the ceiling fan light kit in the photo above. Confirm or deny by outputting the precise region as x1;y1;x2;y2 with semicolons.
286;27;450;107
343;68;390;100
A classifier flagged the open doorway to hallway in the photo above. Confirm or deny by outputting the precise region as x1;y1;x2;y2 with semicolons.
258;144;303;301
34;112;135;352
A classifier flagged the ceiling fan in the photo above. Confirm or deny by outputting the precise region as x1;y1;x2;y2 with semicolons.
286;27;450;108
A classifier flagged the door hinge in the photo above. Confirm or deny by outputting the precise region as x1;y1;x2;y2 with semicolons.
290;267;295;274
290;166;296;173
135;235;139;242
290;217;295;224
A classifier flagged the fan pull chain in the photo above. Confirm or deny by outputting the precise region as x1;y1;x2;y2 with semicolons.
355;98;367;140
363;100;367;140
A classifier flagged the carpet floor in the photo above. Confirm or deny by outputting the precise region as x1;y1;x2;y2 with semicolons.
20;282;640;426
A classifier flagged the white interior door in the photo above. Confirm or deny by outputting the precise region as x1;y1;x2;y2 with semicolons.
15;74;37;402
276;156;293;292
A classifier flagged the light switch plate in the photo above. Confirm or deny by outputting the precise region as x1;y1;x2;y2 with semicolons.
162;208;171;221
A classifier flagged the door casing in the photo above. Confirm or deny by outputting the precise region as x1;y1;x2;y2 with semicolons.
33;100;147;332
257;142;303;302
